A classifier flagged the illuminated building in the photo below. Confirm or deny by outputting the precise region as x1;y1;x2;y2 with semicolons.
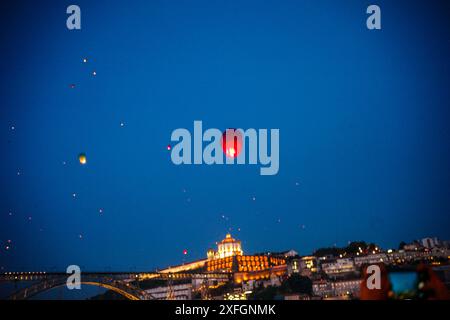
421;237;440;249
145;283;192;300
298;256;318;276
207;248;215;260
354;253;387;266
287;259;299;275
207;233;243;260
205;234;286;283
320;258;356;277
313;279;361;299
224;292;247;300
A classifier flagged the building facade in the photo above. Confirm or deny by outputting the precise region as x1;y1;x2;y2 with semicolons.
313;279;361;299
205;234;286;284
207;233;243;260
320;258;356;277
421;237;440;249
145;283;192;300
354;253;387;266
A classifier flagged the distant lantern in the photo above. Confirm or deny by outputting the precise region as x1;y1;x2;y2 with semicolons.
221;129;243;158
78;153;87;165
167;144;172;151
183;249;188;255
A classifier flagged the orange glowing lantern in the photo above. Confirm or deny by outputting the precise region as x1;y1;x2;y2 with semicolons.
221;129;243;158
78;153;87;165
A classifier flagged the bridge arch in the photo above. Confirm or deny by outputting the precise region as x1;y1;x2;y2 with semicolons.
8;278;151;300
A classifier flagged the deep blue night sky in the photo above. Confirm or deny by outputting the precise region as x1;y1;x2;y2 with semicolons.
1;0;449;272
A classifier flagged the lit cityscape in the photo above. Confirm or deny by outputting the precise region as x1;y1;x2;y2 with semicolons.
135;234;450;300
2;233;449;300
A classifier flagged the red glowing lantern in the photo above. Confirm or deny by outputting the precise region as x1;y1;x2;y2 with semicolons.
221;129;243;158
167;144;172;151
183;249;188;255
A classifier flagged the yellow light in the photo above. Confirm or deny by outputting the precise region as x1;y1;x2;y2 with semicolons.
78;153;87;165
227;148;236;157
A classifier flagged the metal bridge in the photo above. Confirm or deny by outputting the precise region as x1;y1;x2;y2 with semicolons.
0;271;232;300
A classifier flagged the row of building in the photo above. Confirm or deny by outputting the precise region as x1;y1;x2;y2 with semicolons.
144;234;450;300
287;238;450;299
293;246;450;280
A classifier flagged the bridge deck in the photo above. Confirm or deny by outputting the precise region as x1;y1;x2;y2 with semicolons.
0;271;232;282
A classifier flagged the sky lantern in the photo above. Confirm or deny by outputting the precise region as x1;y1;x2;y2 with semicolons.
221;129;242;158
183;249;188;255
78;153;87;165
